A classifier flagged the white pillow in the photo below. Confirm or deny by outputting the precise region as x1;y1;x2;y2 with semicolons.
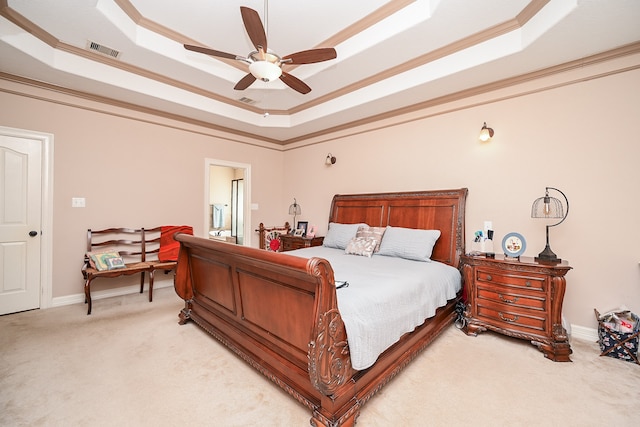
378;226;441;262
323;222;367;250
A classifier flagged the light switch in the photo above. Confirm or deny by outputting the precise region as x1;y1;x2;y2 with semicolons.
72;197;86;208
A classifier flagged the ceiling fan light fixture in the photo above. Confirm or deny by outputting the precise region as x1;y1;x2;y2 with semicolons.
249;60;282;82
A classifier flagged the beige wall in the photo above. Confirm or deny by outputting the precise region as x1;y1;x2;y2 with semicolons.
0;81;285;299
283;57;640;330
1;52;638;330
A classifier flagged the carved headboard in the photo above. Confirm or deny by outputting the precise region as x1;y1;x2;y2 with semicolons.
328;189;467;267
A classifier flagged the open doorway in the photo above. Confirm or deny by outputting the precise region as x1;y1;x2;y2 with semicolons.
204;159;251;246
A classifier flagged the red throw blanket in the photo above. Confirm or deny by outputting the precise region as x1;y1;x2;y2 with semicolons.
159;225;193;261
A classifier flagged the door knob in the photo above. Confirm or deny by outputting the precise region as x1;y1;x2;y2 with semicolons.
29;230;38;237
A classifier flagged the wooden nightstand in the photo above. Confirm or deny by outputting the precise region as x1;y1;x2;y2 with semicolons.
280;234;324;251
460;254;572;362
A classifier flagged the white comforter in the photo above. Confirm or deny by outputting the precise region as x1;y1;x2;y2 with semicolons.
288;246;461;370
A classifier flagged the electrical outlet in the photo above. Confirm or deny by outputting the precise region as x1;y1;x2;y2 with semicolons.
71;197;86;208
484;221;493;235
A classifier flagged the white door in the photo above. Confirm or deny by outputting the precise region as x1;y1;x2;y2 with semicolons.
0;134;42;314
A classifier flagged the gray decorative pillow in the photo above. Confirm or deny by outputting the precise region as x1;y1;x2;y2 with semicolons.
345;236;377;257
323;222;367;250
355;226;386;253
378;226;441;262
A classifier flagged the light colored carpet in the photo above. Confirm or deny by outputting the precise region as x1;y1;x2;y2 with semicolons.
1;287;639;426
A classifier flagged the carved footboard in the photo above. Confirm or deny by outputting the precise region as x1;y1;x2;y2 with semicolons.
174;234;358;423
305;257;353;395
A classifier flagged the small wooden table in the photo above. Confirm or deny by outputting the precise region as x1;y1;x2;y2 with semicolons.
460;254;572;361
280;234;324;251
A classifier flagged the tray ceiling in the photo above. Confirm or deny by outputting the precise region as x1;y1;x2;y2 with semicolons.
1;0;639;144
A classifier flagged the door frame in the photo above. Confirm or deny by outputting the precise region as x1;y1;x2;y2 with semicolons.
0;126;54;309
204;158;251;246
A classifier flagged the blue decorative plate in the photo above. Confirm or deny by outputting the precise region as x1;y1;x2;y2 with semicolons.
502;232;526;257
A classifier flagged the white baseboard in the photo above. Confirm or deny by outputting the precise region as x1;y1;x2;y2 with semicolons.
51;278;173;308
570;324;598;342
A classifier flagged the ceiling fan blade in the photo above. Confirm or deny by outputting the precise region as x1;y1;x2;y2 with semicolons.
240;6;267;53
234;73;257;90
184;44;239;60
282;48;337;64
280;72;312;94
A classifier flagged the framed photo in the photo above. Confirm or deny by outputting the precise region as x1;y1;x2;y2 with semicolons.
502;232;526;258
297;221;308;236
293;229;305;237
307;225;317;238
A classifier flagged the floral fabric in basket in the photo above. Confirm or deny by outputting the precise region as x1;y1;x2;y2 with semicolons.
595;309;640;364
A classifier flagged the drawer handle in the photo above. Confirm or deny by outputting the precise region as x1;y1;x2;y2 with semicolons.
498;294;519;304
485;274;492;281
499;312;519;323
525;280;532;287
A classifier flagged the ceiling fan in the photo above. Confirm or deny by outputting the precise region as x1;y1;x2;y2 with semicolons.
184;6;336;94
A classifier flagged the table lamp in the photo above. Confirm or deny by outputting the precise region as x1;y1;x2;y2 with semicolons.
531;187;569;262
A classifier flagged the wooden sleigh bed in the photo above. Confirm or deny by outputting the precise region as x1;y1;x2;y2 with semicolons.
174;188;467;426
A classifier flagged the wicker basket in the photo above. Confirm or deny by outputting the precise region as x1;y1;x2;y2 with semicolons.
594;309;640;365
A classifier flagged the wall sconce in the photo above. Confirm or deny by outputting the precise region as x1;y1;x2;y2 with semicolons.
531;187;569;262
288;198;302;229
325;153;336;166
479;122;494;142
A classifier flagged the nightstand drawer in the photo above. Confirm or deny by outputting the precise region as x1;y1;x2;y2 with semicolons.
280;235;324;252
476;303;547;333
476;286;546;311
282;239;297;251
476;268;546;291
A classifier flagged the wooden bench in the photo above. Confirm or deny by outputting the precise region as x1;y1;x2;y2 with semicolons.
82;227;180;315
256;222;290;252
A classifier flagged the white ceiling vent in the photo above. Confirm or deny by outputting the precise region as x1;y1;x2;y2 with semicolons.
237;97;256;105
86;41;121;59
